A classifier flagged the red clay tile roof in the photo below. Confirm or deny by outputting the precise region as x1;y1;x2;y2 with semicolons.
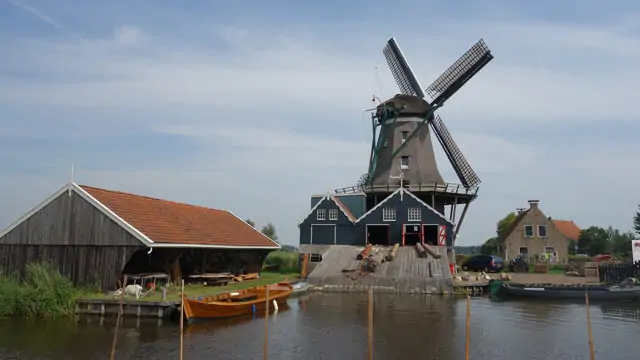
552;219;581;241
79;185;279;248
330;195;356;222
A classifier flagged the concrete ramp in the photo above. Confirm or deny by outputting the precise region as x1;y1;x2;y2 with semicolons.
306;245;453;294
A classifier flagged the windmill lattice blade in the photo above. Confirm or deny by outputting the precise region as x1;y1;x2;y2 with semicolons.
425;39;493;105
383;38;425;98
430;115;481;188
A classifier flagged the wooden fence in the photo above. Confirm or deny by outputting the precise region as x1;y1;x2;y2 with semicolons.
598;262;640;284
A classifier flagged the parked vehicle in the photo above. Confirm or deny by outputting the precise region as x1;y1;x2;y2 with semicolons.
460;255;504;272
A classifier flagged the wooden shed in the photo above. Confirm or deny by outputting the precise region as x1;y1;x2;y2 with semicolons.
0;182;280;290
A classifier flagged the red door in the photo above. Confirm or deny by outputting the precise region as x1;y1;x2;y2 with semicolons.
402;224;406;246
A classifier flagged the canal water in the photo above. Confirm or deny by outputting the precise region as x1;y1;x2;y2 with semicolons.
0;293;638;360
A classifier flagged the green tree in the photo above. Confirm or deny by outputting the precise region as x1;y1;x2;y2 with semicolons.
496;212;517;239
245;219;256;228
608;226;634;260
261;223;278;242
480;237;499;255
634;205;640;235
577;226;610;256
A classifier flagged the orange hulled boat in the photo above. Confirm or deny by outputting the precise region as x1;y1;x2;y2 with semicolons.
182;283;293;322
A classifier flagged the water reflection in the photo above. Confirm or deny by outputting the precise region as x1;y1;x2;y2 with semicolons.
0;294;639;360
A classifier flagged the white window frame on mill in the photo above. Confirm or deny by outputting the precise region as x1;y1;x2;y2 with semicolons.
401;131;409;143
537;225;548;238
407;207;421;221
316;209;326;221
328;208;338;220
524;225;534;237
382;207;396;221
401;156;409;170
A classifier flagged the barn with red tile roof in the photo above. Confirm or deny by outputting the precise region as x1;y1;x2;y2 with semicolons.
0;182;279;290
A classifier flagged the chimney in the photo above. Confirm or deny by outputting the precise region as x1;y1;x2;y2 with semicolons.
528;200;539;210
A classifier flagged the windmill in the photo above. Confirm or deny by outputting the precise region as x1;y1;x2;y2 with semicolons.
344;37;494;235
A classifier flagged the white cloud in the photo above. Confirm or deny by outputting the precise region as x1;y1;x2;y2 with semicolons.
2;10;640;246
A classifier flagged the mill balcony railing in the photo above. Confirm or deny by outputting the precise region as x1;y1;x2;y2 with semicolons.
334;182;479;196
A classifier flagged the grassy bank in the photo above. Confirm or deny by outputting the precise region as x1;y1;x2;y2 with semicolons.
0;263;78;318
81;270;300;302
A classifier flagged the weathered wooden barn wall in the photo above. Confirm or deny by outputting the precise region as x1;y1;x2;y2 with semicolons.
0;190;144;289
0;244;140;290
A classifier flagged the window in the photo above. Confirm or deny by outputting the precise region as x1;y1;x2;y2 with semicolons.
538;225;548;237
309;253;322;262
401;156;409;169
544;246;555;254
524;225;533;237
382;207;396;221
401;131;409;142
316;209;326;220
408;207;421;221
518;247;529;256
328;209;338;220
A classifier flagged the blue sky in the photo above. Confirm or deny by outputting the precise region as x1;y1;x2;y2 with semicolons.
2;0;640;246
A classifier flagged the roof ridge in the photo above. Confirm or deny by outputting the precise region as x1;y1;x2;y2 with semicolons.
78;184;224;212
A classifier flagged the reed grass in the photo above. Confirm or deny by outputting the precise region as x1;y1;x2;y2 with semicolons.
0;262;77;318
263;250;299;273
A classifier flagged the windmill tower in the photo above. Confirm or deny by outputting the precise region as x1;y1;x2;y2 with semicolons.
342;37;494;237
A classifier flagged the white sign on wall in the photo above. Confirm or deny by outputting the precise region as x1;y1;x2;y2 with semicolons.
632;240;640;263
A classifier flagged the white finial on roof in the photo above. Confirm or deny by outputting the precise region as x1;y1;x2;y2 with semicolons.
68;164;75;197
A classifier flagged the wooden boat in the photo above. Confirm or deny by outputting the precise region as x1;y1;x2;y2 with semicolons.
182;283;293;322
496;282;640;301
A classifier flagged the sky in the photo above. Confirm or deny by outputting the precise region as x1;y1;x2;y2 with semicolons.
1;0;640;246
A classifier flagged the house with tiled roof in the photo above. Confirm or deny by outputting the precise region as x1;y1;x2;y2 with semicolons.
0;182;279;290
501;199;580;264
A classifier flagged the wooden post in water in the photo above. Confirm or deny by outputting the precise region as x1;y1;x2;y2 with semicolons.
109;274;128;360
180;279;185;360
586;292;595;360
368;287;373;360
465;294;471;360
263;285;270;360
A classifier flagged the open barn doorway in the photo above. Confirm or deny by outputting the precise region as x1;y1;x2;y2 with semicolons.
366;225;390;246
423;225;439;246
403;224;421;246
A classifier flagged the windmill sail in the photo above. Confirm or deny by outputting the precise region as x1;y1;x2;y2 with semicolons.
383;38;425;98
425;39;493;106
429;115;480;188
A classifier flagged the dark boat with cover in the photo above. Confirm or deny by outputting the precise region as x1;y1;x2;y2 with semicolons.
494;280;640;301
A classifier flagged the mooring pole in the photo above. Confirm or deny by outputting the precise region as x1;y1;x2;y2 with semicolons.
179;279;185;360
264;286;270;360
368;287;374;360
465;294;471;360
109;274;128;360
586;292;595;360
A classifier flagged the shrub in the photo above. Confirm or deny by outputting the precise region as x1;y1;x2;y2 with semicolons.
455;254;471;264
0;262;76;318
264;251;299;273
